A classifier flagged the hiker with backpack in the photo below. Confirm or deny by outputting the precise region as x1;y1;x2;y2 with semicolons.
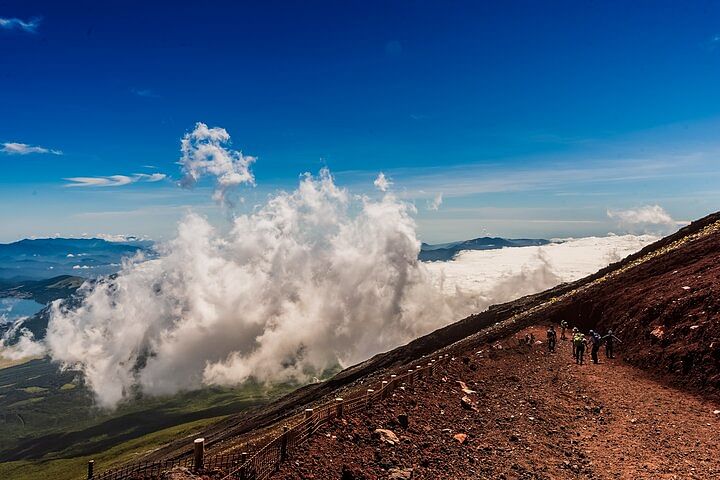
573;331;587;365
547;325;557;353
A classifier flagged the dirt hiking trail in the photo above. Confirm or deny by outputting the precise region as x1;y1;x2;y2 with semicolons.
272;325;720;480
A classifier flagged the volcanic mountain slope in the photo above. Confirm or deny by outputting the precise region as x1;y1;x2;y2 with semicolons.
271;328;719;480
125;212;720;476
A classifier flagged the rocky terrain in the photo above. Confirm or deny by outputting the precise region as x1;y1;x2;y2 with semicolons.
100;212;720;479
272;327;720;479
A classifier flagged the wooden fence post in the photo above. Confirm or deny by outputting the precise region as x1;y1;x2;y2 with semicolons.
240;452;248;480
407;369;414;386
280;426;289;463
305;408;314;436
193;438;205;472
381;380;389;398
366;388;374;406
335;398;344;418
86;460;94;480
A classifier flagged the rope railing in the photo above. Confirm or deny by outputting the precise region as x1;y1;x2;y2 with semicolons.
87;354;453;480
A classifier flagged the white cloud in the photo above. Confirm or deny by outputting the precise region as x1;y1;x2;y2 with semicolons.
178;122;256;205
64;173;167;188
94;233;152;243
426;235;657;298
0;17;40;33
2;142;62;155
427;193;443;211
607;205;684;234
373;172;392;192
134;173;167;182
46;168;470;408
1;320;46;361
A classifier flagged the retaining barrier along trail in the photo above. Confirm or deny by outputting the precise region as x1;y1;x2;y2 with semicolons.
87;354;454;480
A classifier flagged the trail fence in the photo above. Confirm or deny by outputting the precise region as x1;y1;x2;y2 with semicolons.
89;354;453;480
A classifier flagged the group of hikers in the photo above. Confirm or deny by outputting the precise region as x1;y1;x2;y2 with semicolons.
544;320;622;365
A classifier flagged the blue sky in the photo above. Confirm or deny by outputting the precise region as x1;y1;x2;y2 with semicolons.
2;0;720;242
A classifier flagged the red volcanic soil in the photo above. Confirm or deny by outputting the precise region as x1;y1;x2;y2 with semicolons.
537;220;720;399
272;326;720;480
127;213;720;480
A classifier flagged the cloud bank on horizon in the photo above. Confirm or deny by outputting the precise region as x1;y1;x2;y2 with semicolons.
0;122;674;408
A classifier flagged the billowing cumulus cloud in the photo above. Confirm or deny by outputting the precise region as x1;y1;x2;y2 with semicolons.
178;122;255;204
41;123;655;409
373;172;392;192
2;142;62;155
607;205;682;234
47;168;472;407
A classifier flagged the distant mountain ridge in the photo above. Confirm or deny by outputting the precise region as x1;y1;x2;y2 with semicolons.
419;236;550;261
0;237;154;280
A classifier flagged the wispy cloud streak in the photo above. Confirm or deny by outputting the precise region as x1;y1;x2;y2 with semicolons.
64;173;167;188
2;142;62;155
0;16;40;33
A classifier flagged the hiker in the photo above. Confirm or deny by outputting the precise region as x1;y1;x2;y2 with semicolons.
573;331;586;365
588;330;603;364
571;327;579;358
547;325;557;353
560;320;568;340
602;329;622;358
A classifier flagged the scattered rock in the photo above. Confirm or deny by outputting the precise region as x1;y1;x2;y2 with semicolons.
650;326;664;340
373;428;399;445
456;380;477;394
453;433;468;444
388;467;413;479
460;396;478;411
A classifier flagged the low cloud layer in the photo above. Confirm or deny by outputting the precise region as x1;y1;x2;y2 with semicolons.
0;321;46;360
425;235;658;300
64;173;166;187
2;142;62;155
